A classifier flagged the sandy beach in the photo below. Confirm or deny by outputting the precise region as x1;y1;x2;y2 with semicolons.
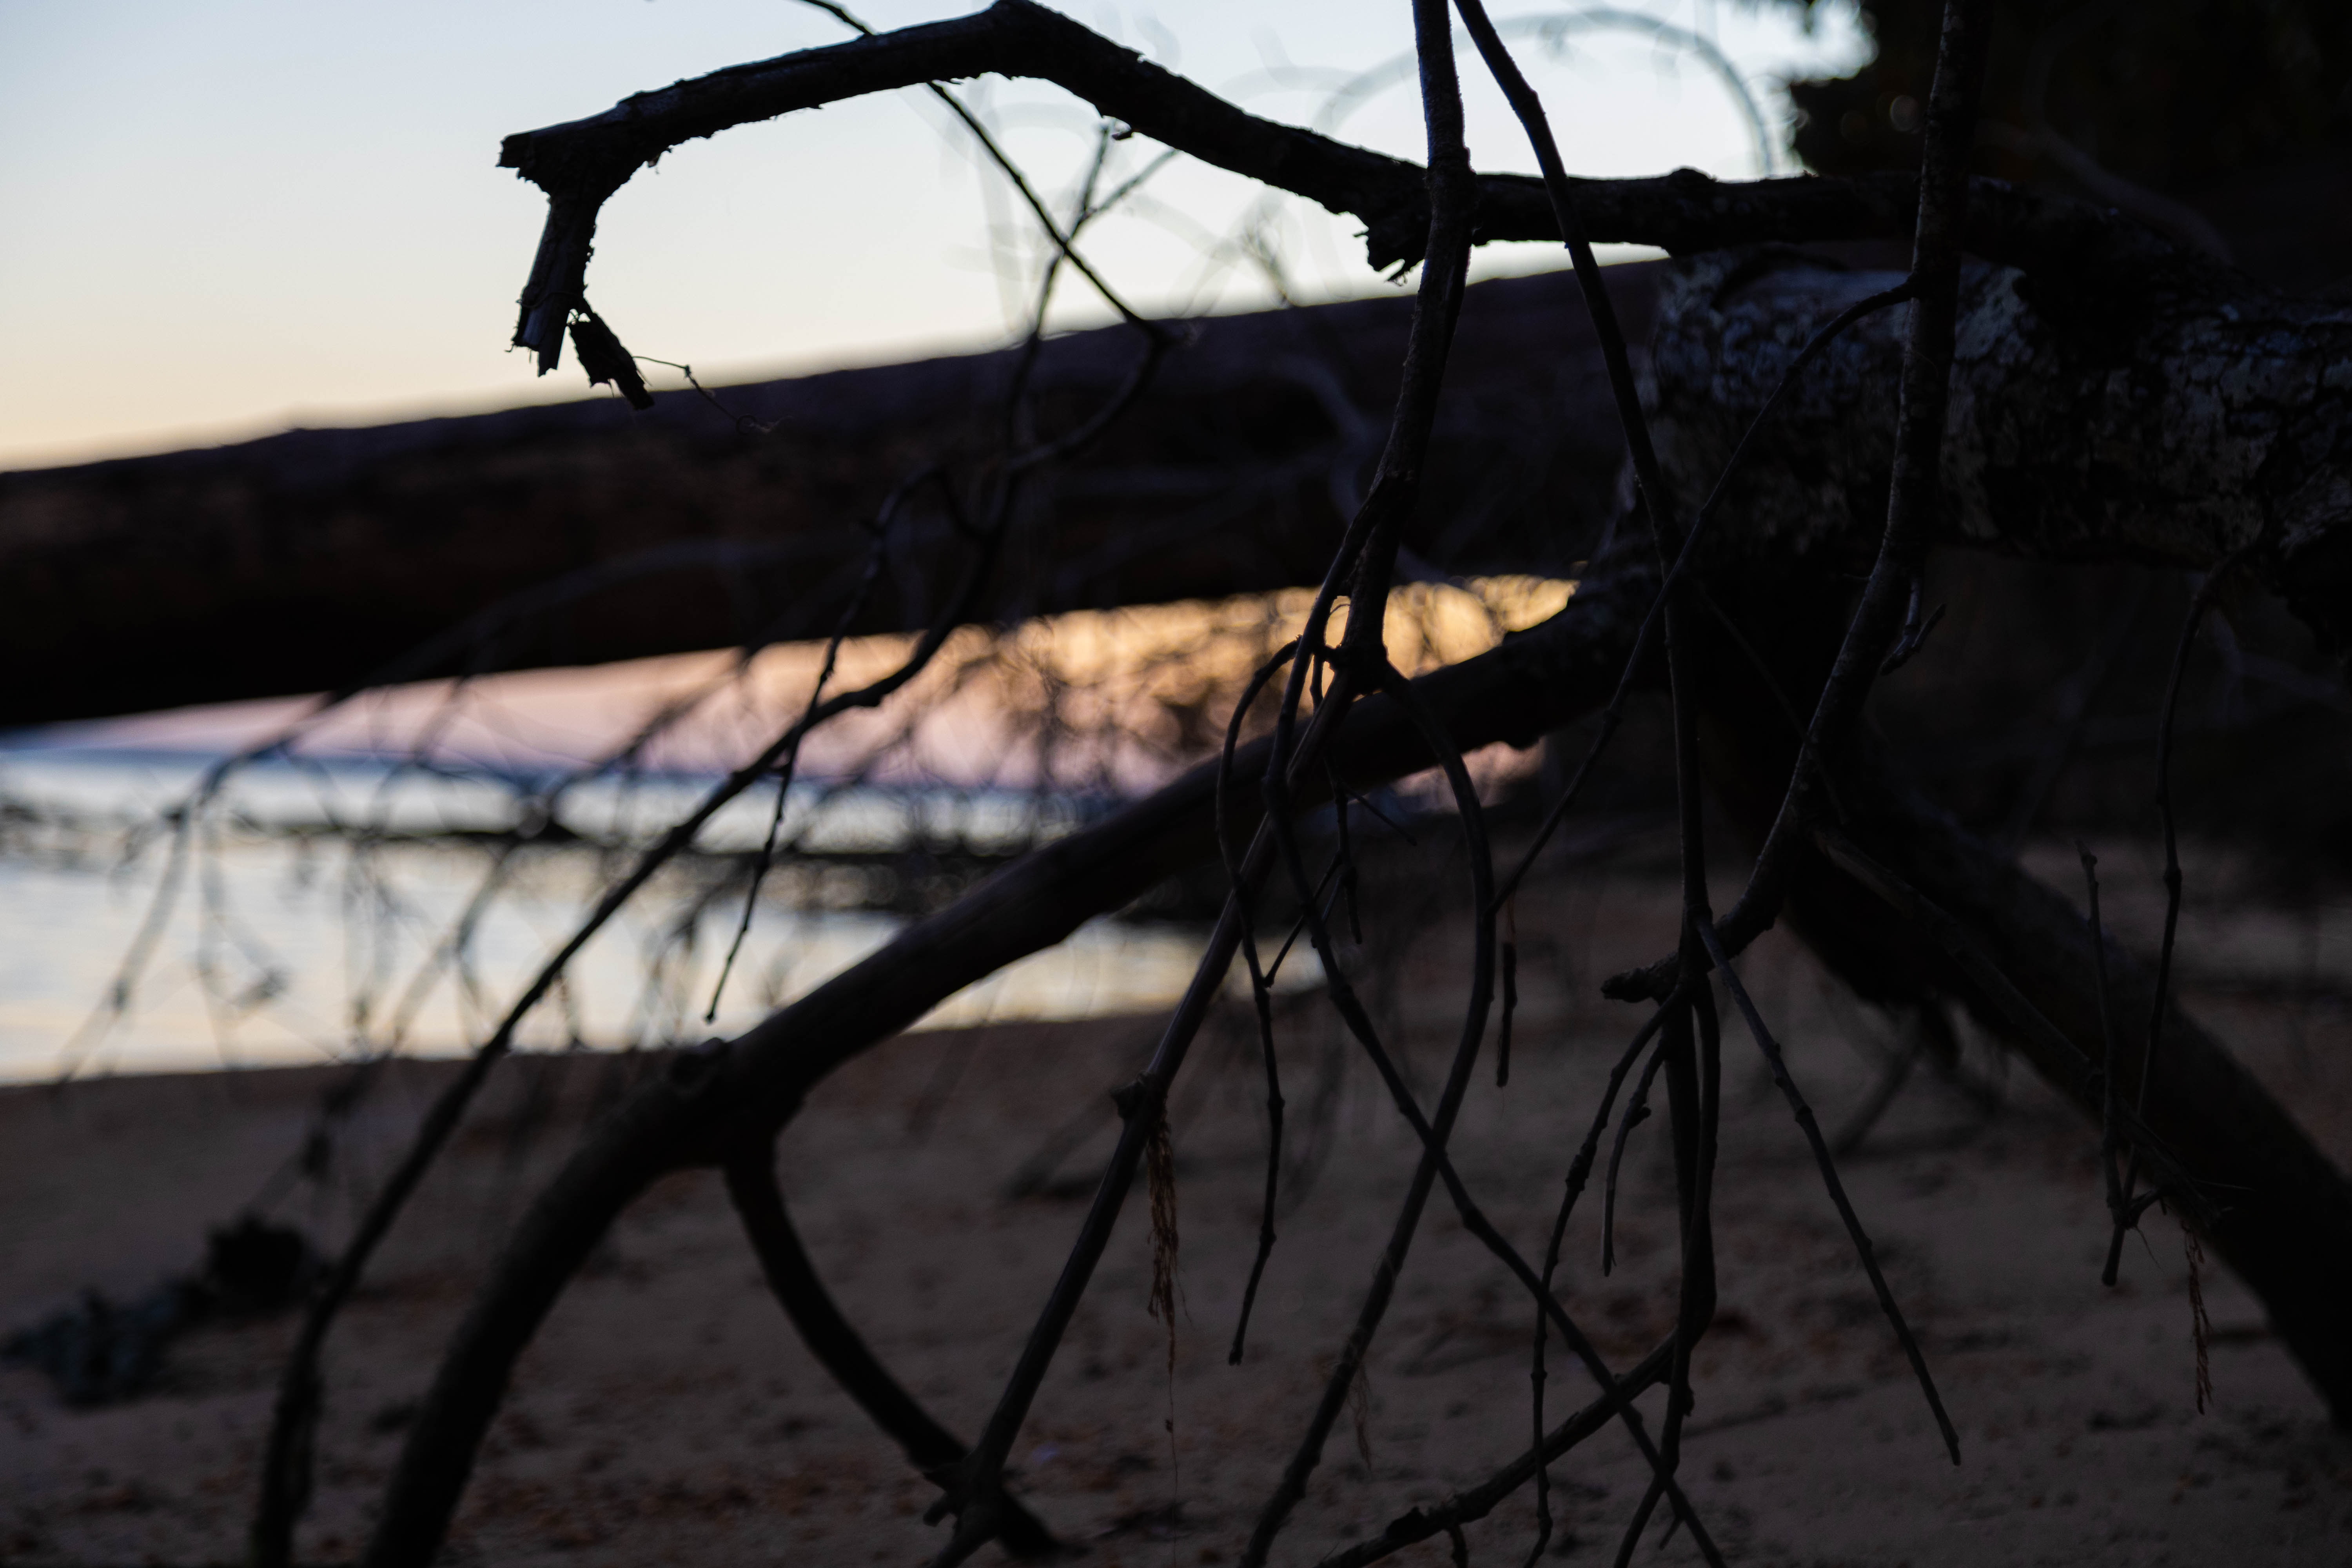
5;863;2350;1566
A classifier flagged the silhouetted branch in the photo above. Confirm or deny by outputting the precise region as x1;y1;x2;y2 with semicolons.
356;559;1653;1568
1524;993;1678;1561
1317;1340;1676;1568
261;317;1174;1568
2102;546;2260;1281
1697;918;1960;1463
722;1142;1060;1555
499;0;2213;373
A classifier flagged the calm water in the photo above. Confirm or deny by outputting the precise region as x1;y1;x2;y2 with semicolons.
0;748;1260;1083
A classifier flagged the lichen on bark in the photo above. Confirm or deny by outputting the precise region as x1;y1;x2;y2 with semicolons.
1647;249;2352;644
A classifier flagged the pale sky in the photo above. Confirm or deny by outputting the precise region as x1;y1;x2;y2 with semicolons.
0;0;1865;472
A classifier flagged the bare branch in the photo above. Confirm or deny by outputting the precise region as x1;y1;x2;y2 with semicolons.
497;0;2211;371
1317;1341;1676;1568
722;1143;1060;1555
356;562;1653;1568
1697;918;1961;1464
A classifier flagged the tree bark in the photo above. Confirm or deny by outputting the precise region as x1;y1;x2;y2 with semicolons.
1647;249;2352;649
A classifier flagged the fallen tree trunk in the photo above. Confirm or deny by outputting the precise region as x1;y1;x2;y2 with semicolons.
11;241;2343;739
9;241;2345;739
0;266;1647;729
361;562;2352;1566
1841;766;2352;1427
1648;249;2352;649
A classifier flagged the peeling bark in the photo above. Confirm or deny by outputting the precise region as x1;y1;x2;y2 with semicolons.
1648;249;2352;646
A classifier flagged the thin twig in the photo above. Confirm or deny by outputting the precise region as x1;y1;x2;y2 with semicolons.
1810;822;2209;1218
1254;661;1720;1567
703;477;922;1021
1609;985;1720;1568
1526;993;1679;1564
1319;1341;1677;1568
1697;918;1961;1463
1218;643;1303;1365
1610;0;1997;1000
797;0;1161;334
2078;843;2134;1288
2105;545;2259;1281
1602;1036;1670;1276
724;1142;1060;1555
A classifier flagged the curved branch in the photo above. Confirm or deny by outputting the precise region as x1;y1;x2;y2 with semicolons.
1318;1339;1675;1568
359;566;1655;1568
497;0;2210;370
1698;917;1958;1463
722;1143;1060;1557
358;546;2352;1563
271;318;1174;1566
256;468;1013;1568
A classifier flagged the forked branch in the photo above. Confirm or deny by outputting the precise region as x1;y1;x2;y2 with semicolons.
498;0;2207;373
